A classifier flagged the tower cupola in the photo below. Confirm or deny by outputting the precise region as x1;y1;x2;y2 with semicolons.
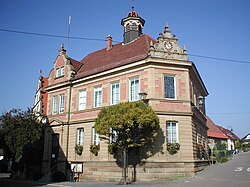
121;7;145;44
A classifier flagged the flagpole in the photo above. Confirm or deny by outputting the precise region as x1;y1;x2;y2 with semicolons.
67;16;71;55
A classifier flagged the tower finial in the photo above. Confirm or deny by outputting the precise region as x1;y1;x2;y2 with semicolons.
132;0;135;11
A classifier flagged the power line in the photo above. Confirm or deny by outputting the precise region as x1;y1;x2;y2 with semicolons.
1;28;250;64
0;28;119;43
207;112;250;115
189;54;250;65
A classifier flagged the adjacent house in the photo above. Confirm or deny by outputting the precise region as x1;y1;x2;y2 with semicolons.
242;133;250;142
207;116;240;151
36;9;209;182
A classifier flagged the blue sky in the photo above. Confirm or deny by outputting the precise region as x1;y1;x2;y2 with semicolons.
0;0;249;138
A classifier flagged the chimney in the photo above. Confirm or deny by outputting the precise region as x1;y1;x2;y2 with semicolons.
106;34;112;51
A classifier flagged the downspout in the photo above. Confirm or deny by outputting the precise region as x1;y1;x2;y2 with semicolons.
65;80;72;175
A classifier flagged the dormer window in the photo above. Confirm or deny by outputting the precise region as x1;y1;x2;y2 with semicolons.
55;67;65;78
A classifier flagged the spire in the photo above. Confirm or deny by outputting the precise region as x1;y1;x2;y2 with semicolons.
164;21;170;34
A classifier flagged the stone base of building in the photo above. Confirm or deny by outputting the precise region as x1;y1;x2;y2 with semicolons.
75;160;208;182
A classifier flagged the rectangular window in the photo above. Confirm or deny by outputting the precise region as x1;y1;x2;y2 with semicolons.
52;96;58;114
129;78;140;101
92;127;100;145
56;69;60;78
61;67;65;76
78;90;87;110
59;95;65;113
166;121;178;143
94;87;102;108
55;67;65;78
164;75;176;99
110;128;118;143
110;82;120;105
77;128;84;145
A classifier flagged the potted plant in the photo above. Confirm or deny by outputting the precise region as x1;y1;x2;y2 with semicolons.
75;144;83;156
90;144;100;156
167;142;180;155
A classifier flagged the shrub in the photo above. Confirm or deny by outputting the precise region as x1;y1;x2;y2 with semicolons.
220;156;229;163
51;171;66;182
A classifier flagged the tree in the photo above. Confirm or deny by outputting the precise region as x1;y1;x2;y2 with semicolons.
95;101;163;183
0;108;44;177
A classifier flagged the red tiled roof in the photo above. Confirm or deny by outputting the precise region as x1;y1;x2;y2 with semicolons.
73;34;156;80
206;116;228;139
69;57;82;72
218;126;240;141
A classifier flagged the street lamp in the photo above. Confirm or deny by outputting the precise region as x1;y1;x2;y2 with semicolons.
227;126;233;132
138;92;149;104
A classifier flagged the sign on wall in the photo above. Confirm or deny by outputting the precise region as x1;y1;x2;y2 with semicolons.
71;162;83;173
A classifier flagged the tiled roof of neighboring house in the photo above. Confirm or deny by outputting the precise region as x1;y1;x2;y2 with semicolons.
219;126;240;141
207;116;228;139
73;34;156;80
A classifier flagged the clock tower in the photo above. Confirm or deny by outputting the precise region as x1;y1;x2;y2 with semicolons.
121;7;145;44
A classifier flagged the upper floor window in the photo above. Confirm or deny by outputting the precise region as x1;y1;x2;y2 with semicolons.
52;94;65;115
92;127;100;145
59;95;65;113
166;121;178;143
94;87;102;108
110;82;120;105
164;75;176;99
129;77;140;101
78;90;87;110
77;128;84;145
55;67;65;78
52;96;58;114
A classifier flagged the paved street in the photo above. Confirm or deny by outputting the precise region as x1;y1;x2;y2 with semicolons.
1;152;250;187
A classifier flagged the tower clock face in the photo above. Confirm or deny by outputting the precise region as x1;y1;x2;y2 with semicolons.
165;41;172;50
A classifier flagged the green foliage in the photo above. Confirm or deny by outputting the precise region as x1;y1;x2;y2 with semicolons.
212;142;232;163
242;142;250;152
234;140;242;150
90;144;100;156
215;142;227;151
0;108;44;163
95;101;160;149
220;156;229;163
167;142;180;155
75;144;83;156
108;143;118;155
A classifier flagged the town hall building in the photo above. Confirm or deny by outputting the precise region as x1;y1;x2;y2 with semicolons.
34;8;209;182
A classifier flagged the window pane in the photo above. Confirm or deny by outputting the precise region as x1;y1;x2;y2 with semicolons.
78;90;87;110
164;76;175;99
59;95;65;113
56;69;60;77
92;128;100;145
61;67;65;76
77;128;84;145
130;78;139;101
111;83;120;105
167;122;177;143
52;96;58;114
94;87;102;108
